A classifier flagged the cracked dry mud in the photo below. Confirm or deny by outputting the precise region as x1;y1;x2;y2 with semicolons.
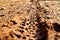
0;1;60;40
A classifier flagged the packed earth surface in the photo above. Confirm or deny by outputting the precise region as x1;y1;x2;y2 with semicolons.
0;0;60;40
